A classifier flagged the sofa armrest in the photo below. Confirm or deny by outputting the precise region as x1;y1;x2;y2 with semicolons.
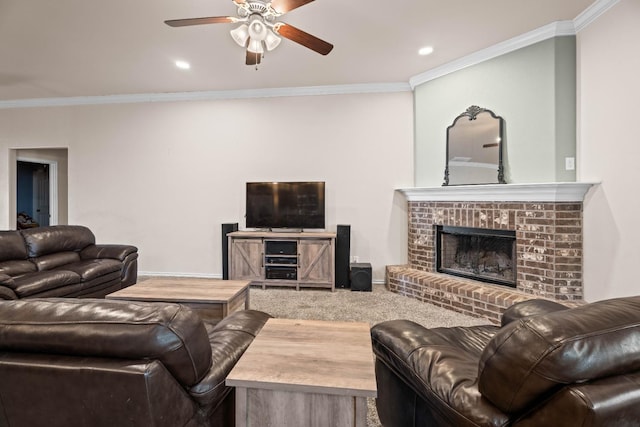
0;287;17;300
81;244;138;261
515;372;640;426
0;274;17;299
0;273;13;286
501;299;569;327
188;310;272;407
371;320;506;426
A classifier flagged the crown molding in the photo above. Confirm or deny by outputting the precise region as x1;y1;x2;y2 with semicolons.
409;21;576;89
0;82;411;109
409;0;619;89
574;0;620;32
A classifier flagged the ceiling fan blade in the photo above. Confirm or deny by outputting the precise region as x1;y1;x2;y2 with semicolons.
165;16;236;27
274;23;333;55
270;0;315;14
246;50;262;66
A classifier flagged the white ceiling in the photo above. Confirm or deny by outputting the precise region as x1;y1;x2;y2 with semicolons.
0;0;596;101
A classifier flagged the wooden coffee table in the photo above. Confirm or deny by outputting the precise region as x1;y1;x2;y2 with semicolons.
106;277;250;322
226;318;377;427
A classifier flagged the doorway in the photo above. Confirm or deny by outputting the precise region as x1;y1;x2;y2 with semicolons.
7;149;67;230
16;160;55;228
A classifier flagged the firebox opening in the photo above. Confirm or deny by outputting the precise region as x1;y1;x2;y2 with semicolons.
436;225;516;288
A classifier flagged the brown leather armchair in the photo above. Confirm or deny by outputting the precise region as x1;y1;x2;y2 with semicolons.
371;296;640;426
0;298;271;427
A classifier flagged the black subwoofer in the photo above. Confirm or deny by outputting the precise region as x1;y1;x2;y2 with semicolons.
350;262;372;292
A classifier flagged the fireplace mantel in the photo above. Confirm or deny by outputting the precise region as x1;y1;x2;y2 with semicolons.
397;182;597;202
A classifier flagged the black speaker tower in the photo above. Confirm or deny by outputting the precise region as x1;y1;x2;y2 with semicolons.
335;224;351;288
221;223;238;280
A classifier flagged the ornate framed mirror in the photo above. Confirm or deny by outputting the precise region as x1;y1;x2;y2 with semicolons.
443;106;506;186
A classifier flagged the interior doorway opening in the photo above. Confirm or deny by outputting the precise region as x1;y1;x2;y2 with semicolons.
17;161;51;228
13;149;68;230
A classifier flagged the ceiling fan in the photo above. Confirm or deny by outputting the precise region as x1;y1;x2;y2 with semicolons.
165;0;334;66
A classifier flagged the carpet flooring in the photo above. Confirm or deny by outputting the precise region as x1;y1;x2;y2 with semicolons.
249;284;487;427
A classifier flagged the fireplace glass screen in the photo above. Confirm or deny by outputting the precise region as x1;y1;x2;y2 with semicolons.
436;226;516;287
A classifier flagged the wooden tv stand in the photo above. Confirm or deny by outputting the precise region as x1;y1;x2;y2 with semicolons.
227;231;336;291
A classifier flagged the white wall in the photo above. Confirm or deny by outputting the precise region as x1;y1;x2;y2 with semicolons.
0;92;414;281
577;0;640;301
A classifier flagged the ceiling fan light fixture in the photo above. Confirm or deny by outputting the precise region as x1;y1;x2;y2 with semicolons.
264;29;281;51
230;24;250;47
247;38;264;54
166;0;333;67
248;17;267;41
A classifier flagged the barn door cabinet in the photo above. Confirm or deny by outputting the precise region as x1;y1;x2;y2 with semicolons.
228;231;336;291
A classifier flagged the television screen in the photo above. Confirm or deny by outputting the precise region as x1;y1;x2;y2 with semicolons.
246;182;325;229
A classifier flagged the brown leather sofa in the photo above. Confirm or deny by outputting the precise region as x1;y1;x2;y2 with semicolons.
0;225;138;300
0;298;271;427
371;296;640;426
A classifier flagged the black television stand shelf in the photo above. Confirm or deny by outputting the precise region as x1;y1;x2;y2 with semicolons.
227;231;336;291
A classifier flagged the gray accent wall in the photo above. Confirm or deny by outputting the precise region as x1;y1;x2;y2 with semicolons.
414;36;577;186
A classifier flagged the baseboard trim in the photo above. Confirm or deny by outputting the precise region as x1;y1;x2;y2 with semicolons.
138;271;222;280
138;272;384;286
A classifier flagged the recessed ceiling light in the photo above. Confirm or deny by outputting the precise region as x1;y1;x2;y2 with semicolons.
418;46;434;56
175;60;191;70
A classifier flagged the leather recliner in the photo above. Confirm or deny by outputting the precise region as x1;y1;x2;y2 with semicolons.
371;296;640;426
0;298;271;427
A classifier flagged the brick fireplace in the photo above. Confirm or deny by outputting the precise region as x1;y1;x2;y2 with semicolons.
387;183;595;323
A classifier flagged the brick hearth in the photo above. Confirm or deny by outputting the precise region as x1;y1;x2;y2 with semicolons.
386;265;534;324
388;184;593;323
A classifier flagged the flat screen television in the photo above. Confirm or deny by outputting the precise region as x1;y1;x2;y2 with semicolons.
246;181;325;230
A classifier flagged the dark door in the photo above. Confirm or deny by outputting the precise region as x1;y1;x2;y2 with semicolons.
17;161;50;228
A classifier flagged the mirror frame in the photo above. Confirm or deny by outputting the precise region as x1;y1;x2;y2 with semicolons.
443;105;506;186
